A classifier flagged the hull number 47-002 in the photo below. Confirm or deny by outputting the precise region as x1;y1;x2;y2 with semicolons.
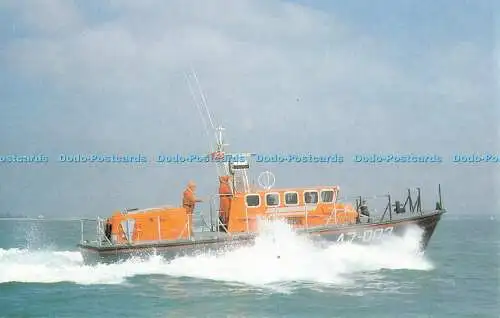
336;226;394;243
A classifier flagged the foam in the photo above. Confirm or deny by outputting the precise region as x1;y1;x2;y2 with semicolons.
0;220;433;288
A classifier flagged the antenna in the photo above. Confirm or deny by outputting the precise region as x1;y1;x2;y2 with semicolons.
191;68;215;130
184;68;253;193
185;72;213;153
184;69;230;177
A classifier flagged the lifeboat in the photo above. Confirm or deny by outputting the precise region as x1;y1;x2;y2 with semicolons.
77;128;446;264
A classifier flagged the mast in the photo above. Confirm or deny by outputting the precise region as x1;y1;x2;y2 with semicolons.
213;125;230;177
185;69;252;193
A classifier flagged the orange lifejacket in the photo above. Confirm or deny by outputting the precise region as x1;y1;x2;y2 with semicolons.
182;188;196;213
218;178;232;223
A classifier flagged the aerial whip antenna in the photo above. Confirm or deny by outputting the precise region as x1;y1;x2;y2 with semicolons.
191;68;215;130
184;68;231;178
184;72;213;153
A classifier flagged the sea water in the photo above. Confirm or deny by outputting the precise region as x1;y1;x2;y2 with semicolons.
0;216;498;317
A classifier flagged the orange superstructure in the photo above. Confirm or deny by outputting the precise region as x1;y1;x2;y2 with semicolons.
103;183;359;245
107;206;192;244
226;186;358;232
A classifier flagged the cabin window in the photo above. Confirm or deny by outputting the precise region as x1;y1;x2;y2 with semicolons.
284;192;298;205
266;193;280;206
304;191;318;204
246;194;260;207
320;190;335;203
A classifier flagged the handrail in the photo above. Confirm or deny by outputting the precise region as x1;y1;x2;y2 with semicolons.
178;218;188;239
245;206;249;233
199;214;212;231
305;204;308;230
157;215;161;240
217;217;229;233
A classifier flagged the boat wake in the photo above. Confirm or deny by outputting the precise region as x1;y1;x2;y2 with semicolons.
0;220;433;289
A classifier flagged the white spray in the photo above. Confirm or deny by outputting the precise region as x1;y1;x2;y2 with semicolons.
0;220;432;289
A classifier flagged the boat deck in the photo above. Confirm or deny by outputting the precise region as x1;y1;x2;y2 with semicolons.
79;229;254;250
79;210;445;251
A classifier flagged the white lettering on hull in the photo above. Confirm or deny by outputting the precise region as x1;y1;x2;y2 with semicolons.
336;226;394;243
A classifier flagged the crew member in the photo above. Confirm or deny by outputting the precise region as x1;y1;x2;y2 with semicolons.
218;175;233;231
105;218;112;242
182;181;202;231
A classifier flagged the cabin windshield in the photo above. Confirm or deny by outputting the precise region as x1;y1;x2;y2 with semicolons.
266;193;280;206
304;191;318;204
284;192;298;205
320;190;335;203
246;194;260;207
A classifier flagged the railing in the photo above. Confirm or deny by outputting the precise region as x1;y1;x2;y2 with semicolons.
79;212;215;246
325;204;341;226
378;189;422;222
207;193;232;233
79;217;111;246
353;184;444;224
305;205;308;229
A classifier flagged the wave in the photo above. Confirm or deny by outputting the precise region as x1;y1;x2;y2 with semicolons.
0;220;433;288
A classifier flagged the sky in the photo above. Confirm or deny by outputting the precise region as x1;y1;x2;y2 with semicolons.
0;0;498;217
